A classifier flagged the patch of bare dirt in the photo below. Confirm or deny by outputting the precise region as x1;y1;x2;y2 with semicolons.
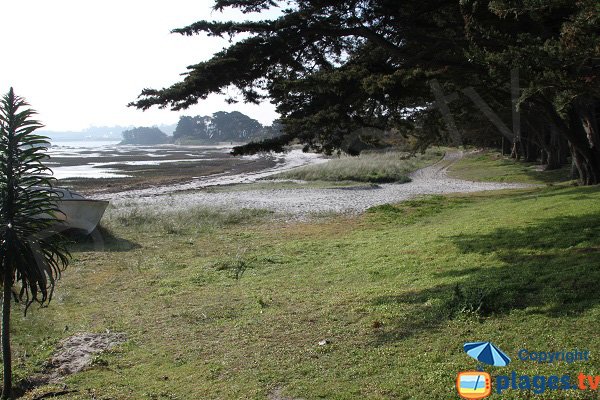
268;387;305;400
21;332;126;391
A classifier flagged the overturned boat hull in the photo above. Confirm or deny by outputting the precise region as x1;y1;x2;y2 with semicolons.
55;199;109;235
31;186;109;235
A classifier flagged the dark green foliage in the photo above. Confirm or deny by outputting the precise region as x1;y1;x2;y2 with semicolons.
173;111;279;143
120;127;169;145
230;132;292;155
173;115;210;140
211;111;262;140
130;0;600;183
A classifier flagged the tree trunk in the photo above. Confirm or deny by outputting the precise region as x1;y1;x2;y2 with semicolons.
544;125;565;170
571;158;580;179
1;266;11;400
510;139;521;160
525;141;538;162
540;148;548;165
545;150;560;171
539;98;600;185
569;143;600;185
568;101;600;185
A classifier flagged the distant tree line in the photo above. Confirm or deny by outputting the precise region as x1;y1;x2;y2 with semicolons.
121;112;282;145
173;111;281;142
120;127;169;145
131;0;600;185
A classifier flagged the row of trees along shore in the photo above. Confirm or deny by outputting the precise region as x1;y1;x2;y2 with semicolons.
130;0;599;184
173;111;282;142
120;111;282;145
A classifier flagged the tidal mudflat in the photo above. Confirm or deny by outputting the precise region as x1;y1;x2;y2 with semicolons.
49;141;325;195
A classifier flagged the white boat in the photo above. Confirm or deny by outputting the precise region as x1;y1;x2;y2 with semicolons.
32;187;109;235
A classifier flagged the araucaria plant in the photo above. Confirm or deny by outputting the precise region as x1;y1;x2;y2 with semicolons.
0;88;70;398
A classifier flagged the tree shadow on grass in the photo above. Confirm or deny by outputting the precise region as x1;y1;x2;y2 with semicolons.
372;213;600;344
507;185;600;203
64;225;140;253
521;164;571;184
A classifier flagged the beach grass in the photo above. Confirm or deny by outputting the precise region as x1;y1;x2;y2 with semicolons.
9;153;600;399
273;148;444;183
102;204;273;235
202;180;376;193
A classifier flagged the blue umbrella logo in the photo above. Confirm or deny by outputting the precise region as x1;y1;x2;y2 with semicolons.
464;342;511;367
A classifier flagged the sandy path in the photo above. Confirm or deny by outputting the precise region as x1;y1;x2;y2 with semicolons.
104;151;532;217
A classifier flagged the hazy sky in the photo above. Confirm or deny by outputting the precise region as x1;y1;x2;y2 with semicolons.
0;1;280;131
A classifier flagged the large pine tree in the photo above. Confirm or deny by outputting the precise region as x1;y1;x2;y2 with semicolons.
131;0;599;183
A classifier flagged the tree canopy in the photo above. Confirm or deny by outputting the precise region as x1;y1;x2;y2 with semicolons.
121;127;169;145
131;0;600;184
173;111;280;142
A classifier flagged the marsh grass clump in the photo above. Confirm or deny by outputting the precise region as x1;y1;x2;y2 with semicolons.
276;148;443;183
112;206;154;227
449;285;490;318
207;247;252;281
210;258;250;280
104;205;272;234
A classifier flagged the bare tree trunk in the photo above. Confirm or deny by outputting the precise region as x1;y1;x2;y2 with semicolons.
510;139;521;160
568;101;600;185
538;97;600;184
525;140;538;162
571;158;580;179
540;148;548;165
1;266;11;400
570;144;600;185
545;125;564;170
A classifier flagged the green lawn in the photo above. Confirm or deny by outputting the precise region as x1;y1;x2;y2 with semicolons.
8;158;600;399
448;150;572;185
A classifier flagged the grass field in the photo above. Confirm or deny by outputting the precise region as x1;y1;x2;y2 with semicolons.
448;150;573;185
8;153;600;399
274;148;444;183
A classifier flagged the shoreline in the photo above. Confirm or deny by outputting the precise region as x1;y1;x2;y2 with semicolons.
102;151;534;219
91;149;328;200
49;142;327;197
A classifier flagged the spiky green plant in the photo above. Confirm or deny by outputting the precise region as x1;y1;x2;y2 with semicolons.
0;88;70;398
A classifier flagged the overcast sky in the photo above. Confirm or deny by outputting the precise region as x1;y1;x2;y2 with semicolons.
0;1;280;131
